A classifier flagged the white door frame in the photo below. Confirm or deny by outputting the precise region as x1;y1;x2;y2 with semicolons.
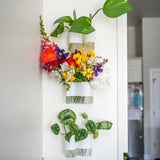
117;14;128;160
150;68;160;159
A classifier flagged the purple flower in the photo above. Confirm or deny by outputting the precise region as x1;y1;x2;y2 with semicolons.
55;46;69;60
72;49;81;56
93;64;103;77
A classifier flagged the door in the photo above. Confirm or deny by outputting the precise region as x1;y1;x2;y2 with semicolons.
150;68;160;159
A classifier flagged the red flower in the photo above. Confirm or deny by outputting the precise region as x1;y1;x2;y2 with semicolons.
41;48;57;63
68;57;79;68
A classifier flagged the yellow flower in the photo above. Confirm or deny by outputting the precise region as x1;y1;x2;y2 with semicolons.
73;53;82;65
86;68;94;79
81;52;89;62
62;73;69;81
87;50;95;58
70;76;75;82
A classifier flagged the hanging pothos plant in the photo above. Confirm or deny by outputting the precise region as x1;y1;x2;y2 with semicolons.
50;0;134;37
51;109;112;142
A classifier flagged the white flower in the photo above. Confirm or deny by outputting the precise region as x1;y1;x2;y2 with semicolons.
50;70;61;80
90;68;110;90
60;62;69;72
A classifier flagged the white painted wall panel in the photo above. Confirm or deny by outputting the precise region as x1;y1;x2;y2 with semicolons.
42;0;118;159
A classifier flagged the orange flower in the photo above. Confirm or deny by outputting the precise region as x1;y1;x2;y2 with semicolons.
41;48;57;63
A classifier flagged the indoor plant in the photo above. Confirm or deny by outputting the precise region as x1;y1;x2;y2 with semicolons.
51;109;112;157
50;0;134;37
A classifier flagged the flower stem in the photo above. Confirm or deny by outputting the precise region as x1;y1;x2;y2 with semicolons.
90;8;103;20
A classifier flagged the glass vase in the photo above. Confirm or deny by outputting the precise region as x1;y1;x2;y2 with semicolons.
76;134;92;156
65;136;76;158
66;82;93;104
83;32;95;51
68;32;84;52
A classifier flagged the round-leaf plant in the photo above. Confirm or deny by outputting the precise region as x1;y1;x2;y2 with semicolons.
51;109;112;143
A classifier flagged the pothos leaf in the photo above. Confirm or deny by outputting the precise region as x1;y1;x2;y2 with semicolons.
93;130;99;139
50;23;64;37
58;109;76;124
54;16;74;25
75;129;88;142
82;112;88;119
96;121;112;130
69;16;95;34
86;120;96;133
103;0;134;18
73;9;76;20
69;123;79;134
51;123;60;135
65;132;73;142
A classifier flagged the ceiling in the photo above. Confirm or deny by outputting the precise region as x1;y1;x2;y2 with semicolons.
127;0;160;26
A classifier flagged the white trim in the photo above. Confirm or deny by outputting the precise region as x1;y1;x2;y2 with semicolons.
117;14;128;160
149;68;160;159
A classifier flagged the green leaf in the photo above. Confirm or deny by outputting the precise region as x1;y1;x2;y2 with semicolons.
96;121;112;130
58;109;76;124
86;120;96;133
62;118;75;125
50;23;64;37
82;112;88;119
54;16;74;25
103;0;134;18
75;129;88;142
65;132;73;142
69;123;79;134
69;16;95;34
73;9;76;20
93;130;99;139
51;123;60;135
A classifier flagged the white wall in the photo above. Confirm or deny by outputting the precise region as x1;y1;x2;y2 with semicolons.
142;18;160;159
0;0;43;160
42;0;127;160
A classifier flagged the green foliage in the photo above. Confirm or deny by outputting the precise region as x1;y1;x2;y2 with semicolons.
96;121;112;130
73;9;77;20
69;16;95;34
50;23;64;37
93;130;99;139
49;1;134;36
69;123;79;134
58;109;76;125
54;16;74;25
75;129;88;142
82;112;88;120
50;109;112;143
86;120;96;134
65;132;73;142
51;123;60;135
103;0;134;18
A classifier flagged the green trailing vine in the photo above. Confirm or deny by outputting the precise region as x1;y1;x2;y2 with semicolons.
50;0;134;37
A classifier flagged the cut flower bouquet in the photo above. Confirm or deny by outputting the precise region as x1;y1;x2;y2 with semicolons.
40;16;108;91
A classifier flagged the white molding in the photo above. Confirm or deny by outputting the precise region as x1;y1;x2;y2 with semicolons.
149;68;160;159
117;14;128;160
